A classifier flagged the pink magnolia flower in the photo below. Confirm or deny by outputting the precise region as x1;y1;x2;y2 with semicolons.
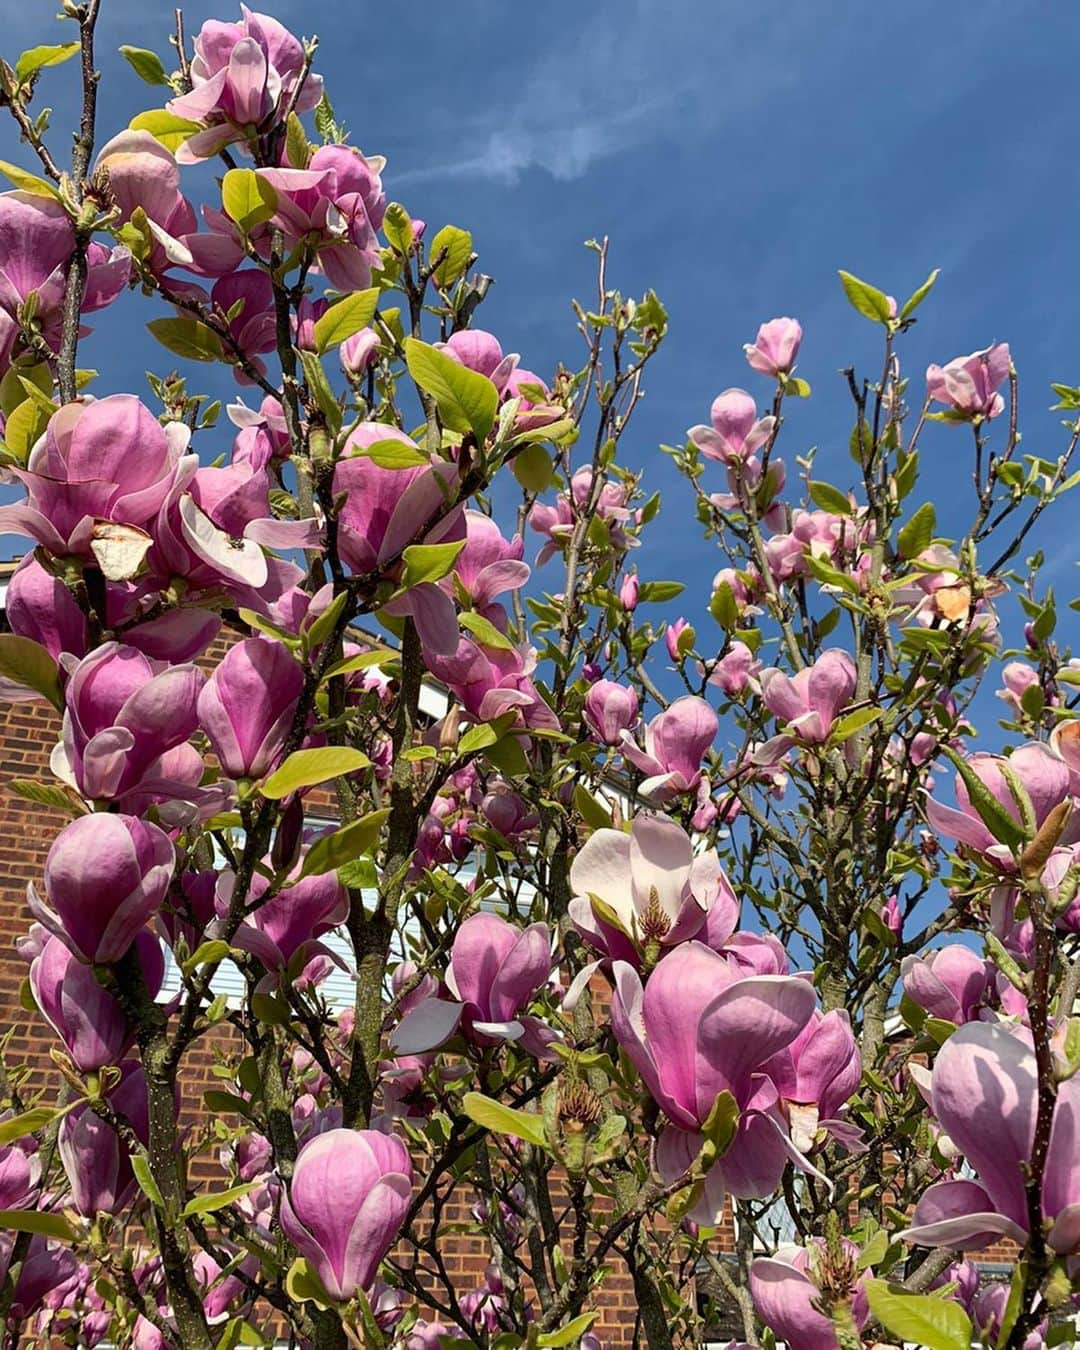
279;1128;411;1302
29;813;174;964
744;317;802;376
450;511;530;612
926;742;1074;864
426;636;560;732
665;617;691;662
568;813;733;967
619;572;640;612
391;912;552;1055
688;388;775;463
0;192;128;375
759;649;856;745
340;327;380;376
215;858;348;982
611;942;818;1224
528;467;633;565
59;1060;151;1215
253;145;385;290
94;131;242;279
211;269;278;377
198;637;304;780
167;8;325;163
53;642;204;806
0;1236;80;1322
0;396;186;561
926;343;1011;420
583;680;639;746
439;329;518;395
708;641;761;697
229;393;291;465
750;1243;869;1350
997;661;1040;712
620;696;718;800
762;1009;862;1153
901;945;994;1025
0;555;88;700
899;1020;1080;1252
29;931;163;1072
333;424;465;655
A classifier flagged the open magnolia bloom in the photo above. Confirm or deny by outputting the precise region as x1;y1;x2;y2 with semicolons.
390;912;553;1056
609;942;822;1224
899;1020;1080;1252
563;812;737;1006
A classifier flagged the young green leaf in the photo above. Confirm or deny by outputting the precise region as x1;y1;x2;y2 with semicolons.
312;289;380;354
131;1153;165;1209
297;810;390;878
808;480;853;515
897;501;936;559
899;268;940;321
404;337;498;442
863;1280;973;1350
128;109;200;153
0;1209;76;1242
941;746;1027;853
0;635;63;710
838;270;893;323
400;539;467;587
462;1092;549;1150
180;1182;257;1219
429;225;473;287
147;317;225;363
15;43;80;84
118;46;170;86
221;168;278;233
261;747;372;799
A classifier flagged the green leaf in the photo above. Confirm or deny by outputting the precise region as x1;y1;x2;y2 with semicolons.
838;270;893;323
536;1313;598;1348
182;940;233;976
829;706;883;745
323;649;393;680
573;785;613;832
808;480;853;515
401;539;467;587
899;268;940;322
637;580;686;603
285;1258;335;1310
129;109;200;153
383;202;413;254
429;225;473;287
511;443;554;492
203;1090;254;1119
16;43;80;84
0;159;61;200
6;779;84;817
863;1280;972;1350
297;349;342;434
698;1090;739;1168
784;376;812;397
221;168;278;233
215;1318;266;1350
457;722;498;756
181;1182;257;1219
118;46;170;86
312;289;380;354
131;1153;165;1209
147;316;224;363
0;1209;75;1242
348;436;429;470
297;810;390;878
284;112;311;168
462;1092;549;1150
942;746;1027;853
405;337;498;442
897;501;936;559
459;611;515;651
302;590;350;654
0;635;62;709
261;747;372;799
0;1107;56;1145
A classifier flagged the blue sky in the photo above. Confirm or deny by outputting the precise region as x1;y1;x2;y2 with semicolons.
3;0;1079;677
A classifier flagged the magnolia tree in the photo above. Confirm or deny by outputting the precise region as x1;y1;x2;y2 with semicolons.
0;6;1077;1350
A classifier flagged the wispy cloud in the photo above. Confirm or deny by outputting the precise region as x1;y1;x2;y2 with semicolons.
393;0;813;186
